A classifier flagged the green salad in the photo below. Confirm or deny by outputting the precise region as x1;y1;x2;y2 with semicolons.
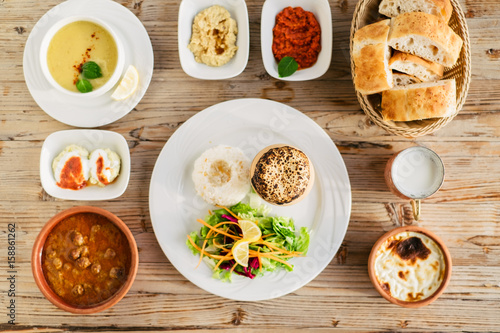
186;199;310;281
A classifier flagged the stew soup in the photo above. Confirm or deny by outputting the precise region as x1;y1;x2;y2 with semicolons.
42;212;131;307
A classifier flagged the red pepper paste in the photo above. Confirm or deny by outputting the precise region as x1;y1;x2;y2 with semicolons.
95;155;110;185
272;7;321;69
56;156;87;190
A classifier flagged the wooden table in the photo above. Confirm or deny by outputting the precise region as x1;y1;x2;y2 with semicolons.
1;0;499;331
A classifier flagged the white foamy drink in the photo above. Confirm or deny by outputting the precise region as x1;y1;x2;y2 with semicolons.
392;147;444;199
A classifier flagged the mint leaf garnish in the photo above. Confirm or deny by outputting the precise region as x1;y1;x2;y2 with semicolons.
82;61;102;79
278;57;298;78
76;79;93;93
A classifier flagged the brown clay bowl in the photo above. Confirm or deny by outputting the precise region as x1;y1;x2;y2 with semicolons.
250;144;315;206
368;226;452;307
31;206;139;314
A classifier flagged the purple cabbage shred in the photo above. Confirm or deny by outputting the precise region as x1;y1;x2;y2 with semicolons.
218;259;256;279
221;214;238;222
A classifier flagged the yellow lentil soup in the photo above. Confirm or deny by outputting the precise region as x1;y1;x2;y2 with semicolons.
47;20;118;92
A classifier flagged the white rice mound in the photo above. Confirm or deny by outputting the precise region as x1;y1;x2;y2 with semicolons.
192;145;251;206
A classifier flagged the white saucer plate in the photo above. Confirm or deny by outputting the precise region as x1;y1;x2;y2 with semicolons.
261;0;332;81
178;0;249;80
40;129;131;201
149;98;351;301
23;0;154;128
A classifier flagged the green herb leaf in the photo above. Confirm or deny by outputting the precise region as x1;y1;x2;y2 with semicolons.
76;79;93;93
81;61;103;79
278;56;298;78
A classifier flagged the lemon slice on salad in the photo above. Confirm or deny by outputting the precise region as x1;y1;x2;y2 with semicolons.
111;65;139;101
238;219;262;243
232;240;249;267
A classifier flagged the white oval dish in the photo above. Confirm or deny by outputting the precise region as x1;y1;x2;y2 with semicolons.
178;0;249;80
40;130;130;201
39;15;125;98
261;0;332;81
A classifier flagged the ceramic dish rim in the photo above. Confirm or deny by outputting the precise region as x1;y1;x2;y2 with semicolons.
178;0;250;80
39;129;131;201
31;206;139;314
39;15;125;98
368;225;452;308
260;0;333;81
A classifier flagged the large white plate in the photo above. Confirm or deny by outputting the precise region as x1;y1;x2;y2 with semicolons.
149;98;351;301
23;0;154;128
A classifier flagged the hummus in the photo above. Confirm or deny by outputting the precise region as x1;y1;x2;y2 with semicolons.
188;5;238;67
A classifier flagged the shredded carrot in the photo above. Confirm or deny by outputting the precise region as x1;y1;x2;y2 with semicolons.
226;229;238;236
216;205;240;220
249;250;298;258
257;252;294;269
229;261;238;274
262;233;276;238
259;240;303;255
196;219;240;239
196;229;213;268
213;239;231;252
213;221;240;238
257;248;262;272
187;235;231;260
191;219;243;268
213;251;234;271
213;220;240;228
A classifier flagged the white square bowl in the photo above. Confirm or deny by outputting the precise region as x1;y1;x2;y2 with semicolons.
40;130;131;200
178;0;249;80
261;0;332;81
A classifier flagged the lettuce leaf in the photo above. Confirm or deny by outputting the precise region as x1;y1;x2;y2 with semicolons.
272;216;296;249
295;227;310;254
186;231;200;255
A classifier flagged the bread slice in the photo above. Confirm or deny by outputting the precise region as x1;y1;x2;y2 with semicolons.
353;19;393;95
389;51;444;81
388;12;463;67
379;0;453;23
381;79;456;121
393;73;422;86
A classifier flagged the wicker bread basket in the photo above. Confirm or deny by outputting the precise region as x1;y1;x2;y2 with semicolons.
350;0;471;138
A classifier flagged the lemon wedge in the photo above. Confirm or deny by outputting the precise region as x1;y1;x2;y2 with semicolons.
232;220;261;267
232;239;249;267
238;219;262;243
111;65;139;101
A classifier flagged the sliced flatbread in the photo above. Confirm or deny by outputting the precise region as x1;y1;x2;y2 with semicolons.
381;79;456;121
379;0;453;23
393;73;422;86
388;12;463;67
389;51;444;82
353;19;393;95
